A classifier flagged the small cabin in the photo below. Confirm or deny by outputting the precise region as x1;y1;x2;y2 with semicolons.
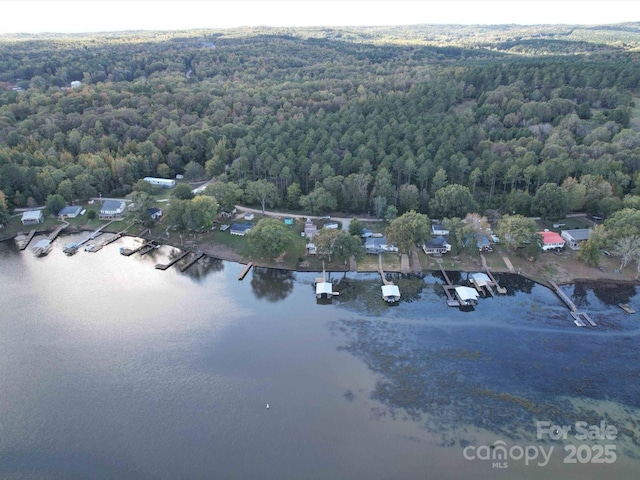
21;210;44;225
58;205;82;218
230;223;253;236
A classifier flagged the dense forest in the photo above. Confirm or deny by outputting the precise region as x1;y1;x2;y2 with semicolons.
1;23;640;226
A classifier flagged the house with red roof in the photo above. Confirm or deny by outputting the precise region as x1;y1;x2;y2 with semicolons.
538;230;565;251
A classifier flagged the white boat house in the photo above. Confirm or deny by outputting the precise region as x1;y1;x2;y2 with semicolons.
381;284;401;303
454;286;480;307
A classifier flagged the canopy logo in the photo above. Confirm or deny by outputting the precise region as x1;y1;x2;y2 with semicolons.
462;420;618;469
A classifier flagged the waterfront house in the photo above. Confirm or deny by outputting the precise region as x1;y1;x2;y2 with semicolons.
476;234;492;252
423;235;452;255
365;236;398;254
230;223;253;236
147;207;163;221
431;224;449;236
538;230;566;251
57;205;82;218
99;200;126;220
21;210;44;225
561;229;591;250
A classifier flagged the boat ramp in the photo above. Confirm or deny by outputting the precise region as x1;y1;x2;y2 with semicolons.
550;282;596;327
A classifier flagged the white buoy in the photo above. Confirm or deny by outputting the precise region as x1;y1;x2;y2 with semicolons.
266;404;270;409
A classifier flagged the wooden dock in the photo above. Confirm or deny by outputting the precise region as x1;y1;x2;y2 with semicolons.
139;242;159;255
120;240;156;256
378;254;394;286
31;221;68;256
437;262;460;307
619;303;636;314
155;250;190;270
17;229;36;250
238;262;253;280
551;282;596;327
180;252;205;272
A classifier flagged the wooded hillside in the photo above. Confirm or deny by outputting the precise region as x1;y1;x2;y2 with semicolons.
1;23;640;221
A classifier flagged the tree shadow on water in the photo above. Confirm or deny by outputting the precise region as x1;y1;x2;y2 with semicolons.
250;267;294;302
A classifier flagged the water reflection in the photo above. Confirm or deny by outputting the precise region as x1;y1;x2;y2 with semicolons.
250;267;294;302
180;255;224;283
591;281;636;306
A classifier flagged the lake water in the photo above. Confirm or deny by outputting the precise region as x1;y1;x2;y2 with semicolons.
1;234;639;479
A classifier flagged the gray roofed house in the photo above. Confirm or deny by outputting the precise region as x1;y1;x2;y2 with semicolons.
99;200;126;219
423;235;451;255
21;210;44;225
58;205;83;218
365;236;398;254
561;229;591;250
230;223;253;236
147;207;163;220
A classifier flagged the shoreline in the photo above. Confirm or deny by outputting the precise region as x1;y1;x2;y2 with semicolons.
6;224;640;289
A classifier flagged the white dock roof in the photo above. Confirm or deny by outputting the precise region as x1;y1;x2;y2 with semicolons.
455;286;480;302
381;285;400;298
316;282;333;295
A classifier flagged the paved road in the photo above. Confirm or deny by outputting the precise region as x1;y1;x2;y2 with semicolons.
233;205;381;233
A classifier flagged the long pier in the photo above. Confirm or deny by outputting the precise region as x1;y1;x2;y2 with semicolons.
17;229;36;250
238;262;253;280
155;250;190;270
551;281;596;327
378;254;394;286
180;252;205;272
120;240;156;256
437;262;460;307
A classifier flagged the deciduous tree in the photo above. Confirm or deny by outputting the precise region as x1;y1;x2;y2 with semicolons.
385;210;430;254
246;179;279;215
430;184;477;219
496;214;537;251
248;218;297;260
